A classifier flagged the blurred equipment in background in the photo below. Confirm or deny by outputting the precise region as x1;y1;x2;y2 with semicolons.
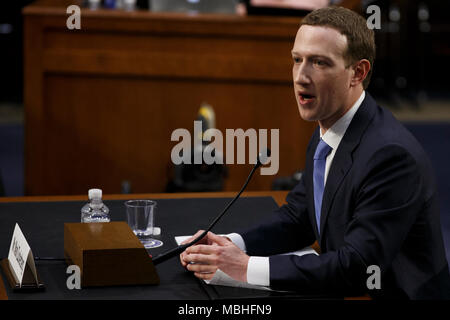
166;103;227;193
364;0;450;107
121;180;132;194
271;170;303;191
0;170;5;196
86;0;146;10
0;1;34;104
244;0;329;16
149;0;238;14
83;0;239;14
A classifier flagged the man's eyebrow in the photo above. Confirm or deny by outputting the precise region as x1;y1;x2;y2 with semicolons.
310;55;333;61
290;51;333;61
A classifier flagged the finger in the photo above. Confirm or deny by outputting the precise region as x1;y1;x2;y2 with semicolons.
181;230;206;245
180;252;188;267
180;254;185;267
187;263;217;274
207;232;230;246
194;272;215;281
184;252;216;265
181;230;205;245
186;244;219;255
181;251;195;267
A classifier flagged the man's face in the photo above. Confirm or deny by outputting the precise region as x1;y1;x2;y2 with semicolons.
292;25;355;129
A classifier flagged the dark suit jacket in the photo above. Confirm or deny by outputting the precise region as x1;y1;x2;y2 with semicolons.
241;93;450;299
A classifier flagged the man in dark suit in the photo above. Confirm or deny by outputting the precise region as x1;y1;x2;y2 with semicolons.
180;6;450;299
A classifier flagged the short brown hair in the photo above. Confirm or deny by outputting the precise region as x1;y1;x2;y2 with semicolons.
300;6;375;89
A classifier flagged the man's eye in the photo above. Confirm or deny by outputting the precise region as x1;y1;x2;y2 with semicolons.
293;57;301;63
314;59;326;66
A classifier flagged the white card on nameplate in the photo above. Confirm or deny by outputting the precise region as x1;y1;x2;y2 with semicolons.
7;224;38;287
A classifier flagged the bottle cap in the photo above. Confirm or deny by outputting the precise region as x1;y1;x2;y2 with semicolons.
88;188;102;200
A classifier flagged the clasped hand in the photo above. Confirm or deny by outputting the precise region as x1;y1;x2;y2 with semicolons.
179;230;250;282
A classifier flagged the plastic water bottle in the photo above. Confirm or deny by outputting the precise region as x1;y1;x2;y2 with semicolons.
81;189;110;223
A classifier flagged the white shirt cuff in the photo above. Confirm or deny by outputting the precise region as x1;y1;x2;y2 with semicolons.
247;256;270;286
226;233;270;286
226;233;247;252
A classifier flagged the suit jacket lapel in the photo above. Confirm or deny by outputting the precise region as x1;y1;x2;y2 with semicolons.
318;93;378;241
319;146;352;238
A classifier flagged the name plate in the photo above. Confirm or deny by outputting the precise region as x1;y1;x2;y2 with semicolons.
1;224;42;290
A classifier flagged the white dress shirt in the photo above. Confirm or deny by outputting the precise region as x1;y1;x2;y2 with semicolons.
228;91;366;286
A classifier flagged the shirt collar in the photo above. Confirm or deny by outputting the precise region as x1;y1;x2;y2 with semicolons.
320;91;365;151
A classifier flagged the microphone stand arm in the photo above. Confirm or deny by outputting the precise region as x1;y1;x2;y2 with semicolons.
152;162;260;266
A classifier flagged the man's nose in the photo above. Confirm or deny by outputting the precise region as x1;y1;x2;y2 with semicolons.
293;63;311;85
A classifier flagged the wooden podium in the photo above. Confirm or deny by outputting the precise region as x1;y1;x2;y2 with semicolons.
23;0;318;196
64;222;159;287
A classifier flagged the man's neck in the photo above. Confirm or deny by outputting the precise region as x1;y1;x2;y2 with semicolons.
319;89;364;135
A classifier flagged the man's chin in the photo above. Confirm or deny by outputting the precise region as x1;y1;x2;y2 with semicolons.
298;109;319;122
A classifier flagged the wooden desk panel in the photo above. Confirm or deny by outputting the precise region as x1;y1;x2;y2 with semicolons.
0;275;7;300
0;190;289;206
24;2;317;195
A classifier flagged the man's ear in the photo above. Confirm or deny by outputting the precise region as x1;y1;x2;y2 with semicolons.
351;59;371;87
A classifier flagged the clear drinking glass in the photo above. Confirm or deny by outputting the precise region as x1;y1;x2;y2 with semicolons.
125;200;163;249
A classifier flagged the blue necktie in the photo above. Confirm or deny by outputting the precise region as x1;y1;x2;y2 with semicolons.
313;139;332;235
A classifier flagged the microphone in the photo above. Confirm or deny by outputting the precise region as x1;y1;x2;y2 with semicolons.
152;149;271;266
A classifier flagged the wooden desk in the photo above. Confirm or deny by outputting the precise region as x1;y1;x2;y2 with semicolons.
23;0;317;196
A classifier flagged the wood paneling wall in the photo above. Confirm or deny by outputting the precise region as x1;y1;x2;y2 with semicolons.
23;1;317;195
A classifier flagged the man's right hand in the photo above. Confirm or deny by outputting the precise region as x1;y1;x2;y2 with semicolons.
180;231;249;282
179;230;210;268
179;230;232;268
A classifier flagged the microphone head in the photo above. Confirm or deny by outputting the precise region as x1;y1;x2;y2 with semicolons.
257;148;271;166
